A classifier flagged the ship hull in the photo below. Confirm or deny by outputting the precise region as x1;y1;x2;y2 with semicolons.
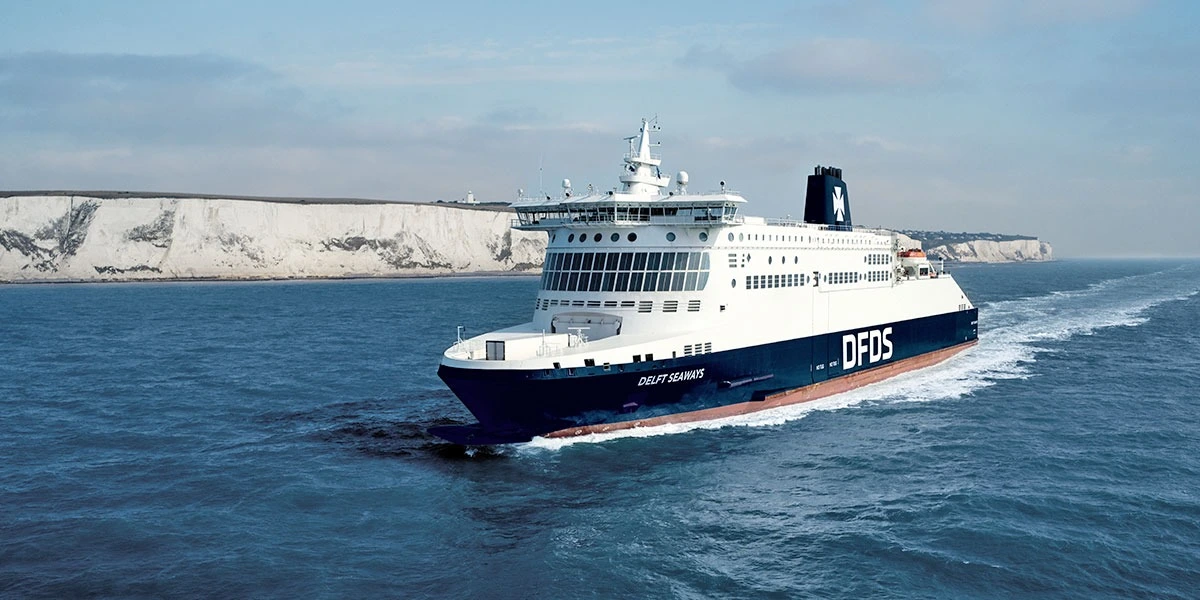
431;308;977;444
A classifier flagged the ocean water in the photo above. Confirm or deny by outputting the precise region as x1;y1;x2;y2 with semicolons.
2;260;1199;599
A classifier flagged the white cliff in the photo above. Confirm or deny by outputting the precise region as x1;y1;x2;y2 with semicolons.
0;193;547;282
925;239;1054;263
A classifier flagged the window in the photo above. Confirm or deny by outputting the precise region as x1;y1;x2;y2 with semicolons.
611;232;619;242
568;233;575;242
643;272;659;291
580;235;587;244
632;252;647;270
666;232;676;242
699;232;708;242
728;232;734;242
628;232;637;242
606;253;620;271
660;252;674;271
657;272;673;291
674;253;689;270
579;252;592;270
629;272;644;291
593;233;602;242
731;278;737;288
647;252;662;270
615;272;630;291
619;252;633;270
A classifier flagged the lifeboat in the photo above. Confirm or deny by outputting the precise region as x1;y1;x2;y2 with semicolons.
897;249;926;258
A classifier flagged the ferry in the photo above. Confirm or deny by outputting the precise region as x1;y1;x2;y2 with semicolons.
431;120;978;444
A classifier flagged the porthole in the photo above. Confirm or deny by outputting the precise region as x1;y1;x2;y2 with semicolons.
780;256;784;264
794;256;798;264
568;233;575;243
768;256;773;265
738;233;744;241
728;232;734;242
628;232;637;242
666;232;676;242
731;279;737;288
699;232;708;242
593;233;602;242
580;234;587;243
611;232;619;242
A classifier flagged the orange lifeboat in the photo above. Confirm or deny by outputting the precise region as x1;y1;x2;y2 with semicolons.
897;249;926;258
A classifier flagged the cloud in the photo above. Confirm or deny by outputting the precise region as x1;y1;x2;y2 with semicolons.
0;52;360;147
679;38;942;94
924;0;1151;32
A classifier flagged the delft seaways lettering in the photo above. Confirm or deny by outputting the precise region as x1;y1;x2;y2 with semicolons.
638;368;706;387
842;327;894;370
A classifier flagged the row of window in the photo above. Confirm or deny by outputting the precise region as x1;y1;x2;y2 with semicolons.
554;231;711;244
541;251;713;293
743;273;811;289
725;231;890;246
865;253;892;265
739;270;892;289
536;297;702;313
546;251;711;272
542;270;712;293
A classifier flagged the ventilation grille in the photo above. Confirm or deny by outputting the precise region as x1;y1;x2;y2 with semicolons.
638;301;653;313
687;300;701;312
663;300;678;313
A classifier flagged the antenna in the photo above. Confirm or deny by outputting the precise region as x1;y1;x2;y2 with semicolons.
538;155;544;196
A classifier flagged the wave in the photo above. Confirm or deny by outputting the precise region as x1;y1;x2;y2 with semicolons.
522;266;1200;450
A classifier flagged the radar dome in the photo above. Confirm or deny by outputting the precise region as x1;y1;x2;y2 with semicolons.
676;171;689;185
562;178;571;189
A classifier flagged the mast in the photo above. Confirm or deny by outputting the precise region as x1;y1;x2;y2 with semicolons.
619;119;671;195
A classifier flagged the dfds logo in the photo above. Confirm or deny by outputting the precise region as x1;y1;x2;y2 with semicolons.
842;327;893;369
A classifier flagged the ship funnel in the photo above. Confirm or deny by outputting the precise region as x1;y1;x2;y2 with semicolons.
804;165;852;230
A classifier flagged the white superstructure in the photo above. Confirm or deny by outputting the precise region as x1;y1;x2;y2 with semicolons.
443;120;973;372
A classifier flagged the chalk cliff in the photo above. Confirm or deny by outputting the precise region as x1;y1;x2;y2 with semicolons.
924;239;1054;263
0;193;1055;283
896;230;1054;263
0;193;546;282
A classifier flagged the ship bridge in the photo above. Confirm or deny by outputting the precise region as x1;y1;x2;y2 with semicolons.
512;118;746;230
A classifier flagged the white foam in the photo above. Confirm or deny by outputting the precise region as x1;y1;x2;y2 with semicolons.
521;266;1200;451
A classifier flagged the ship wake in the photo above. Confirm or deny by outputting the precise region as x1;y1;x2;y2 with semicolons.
523;267;1199;450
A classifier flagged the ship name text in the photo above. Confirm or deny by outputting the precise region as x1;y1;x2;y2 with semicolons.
638;368;706;387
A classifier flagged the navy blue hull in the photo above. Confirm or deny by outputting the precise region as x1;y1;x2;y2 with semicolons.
433;309;978;444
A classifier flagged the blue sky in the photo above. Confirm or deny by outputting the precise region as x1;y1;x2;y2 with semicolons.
1;0;1196;256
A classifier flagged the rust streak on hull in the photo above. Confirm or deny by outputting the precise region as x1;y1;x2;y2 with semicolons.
544;339;978;439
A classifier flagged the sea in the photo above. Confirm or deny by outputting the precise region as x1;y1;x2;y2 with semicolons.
2;259;1198;599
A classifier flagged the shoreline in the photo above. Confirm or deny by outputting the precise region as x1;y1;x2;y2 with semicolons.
0;270;542;287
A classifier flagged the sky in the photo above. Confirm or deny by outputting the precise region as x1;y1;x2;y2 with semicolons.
1;0;1197;257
